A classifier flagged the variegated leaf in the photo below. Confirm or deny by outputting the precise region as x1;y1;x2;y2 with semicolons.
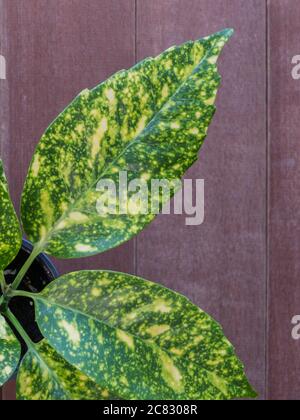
0;160;22;269
32;271;256;400
0;314;21;386
22;29;233;258
17;340;117;400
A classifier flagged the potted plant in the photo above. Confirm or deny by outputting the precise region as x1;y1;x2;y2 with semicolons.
0;29;257;400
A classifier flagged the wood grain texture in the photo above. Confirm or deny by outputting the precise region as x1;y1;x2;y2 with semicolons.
136;0;267;398
0;0;135;400
3;0;300;402
0;0;9;169
268;0;300;401
0;0;11;402
4;0;136;275
0;380;16;401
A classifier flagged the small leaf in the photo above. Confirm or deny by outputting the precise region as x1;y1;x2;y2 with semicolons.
0;160;22;269
17;340;118;400
32;271;256;400
21;29;233;258
0;314;21;386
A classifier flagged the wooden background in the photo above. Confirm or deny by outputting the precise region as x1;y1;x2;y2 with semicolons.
0;0;298;401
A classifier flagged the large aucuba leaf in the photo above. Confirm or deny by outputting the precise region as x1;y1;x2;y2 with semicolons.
21;29;233;258
0;314;21;386
17;340;117;400
0;160;22;269
31;271;256;400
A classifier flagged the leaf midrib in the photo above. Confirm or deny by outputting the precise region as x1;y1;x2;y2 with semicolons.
34;293;230;399
38;37;220;248
24;345;120;401
26;347;74;400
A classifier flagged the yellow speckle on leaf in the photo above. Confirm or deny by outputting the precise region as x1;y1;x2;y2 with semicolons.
193;335;204;345
80;88;90;98
170;348;184;356
91;118;108;158
161;353;183;393
146;325;170;337
105;88;116;104
117;330;135;350
0;244;9;253
91;288;101;297
55;220;67;231
189;128;199;135
162;84;169;98
75;123;85;134
120;376;129;386
141;173;151;181
101;389;109;398
204;97;216;106
3;366;12;377
31;154;41;177
40;190;54;228
69;212;89;223
165;60;172;70
153;300;172;313
171;122;181;130
58;320;81;346
208;55;218;65
75;244;98;253
91;109;102;119
100;117;108;132
207;371;228;396
135;116;147;136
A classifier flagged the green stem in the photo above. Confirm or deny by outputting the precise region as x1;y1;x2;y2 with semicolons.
0;270;6;294
5;309;35;351
10;243;44;291
10;290;34;299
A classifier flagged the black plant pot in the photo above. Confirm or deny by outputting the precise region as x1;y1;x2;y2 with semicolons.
1;239;58;352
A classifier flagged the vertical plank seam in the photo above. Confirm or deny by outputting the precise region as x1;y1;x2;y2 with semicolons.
0;0;10;173
134;0;138;276
265;0;270;401
0;0;8;400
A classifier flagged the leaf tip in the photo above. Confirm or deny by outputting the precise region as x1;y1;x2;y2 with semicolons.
241;379;259;400
223;28;235;38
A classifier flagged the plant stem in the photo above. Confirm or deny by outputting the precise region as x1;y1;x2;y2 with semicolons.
0;270;6;294
10;289;35;299
10;243;44;291
5;309;35;351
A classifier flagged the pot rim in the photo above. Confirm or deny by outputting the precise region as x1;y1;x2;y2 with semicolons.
21;238;59;279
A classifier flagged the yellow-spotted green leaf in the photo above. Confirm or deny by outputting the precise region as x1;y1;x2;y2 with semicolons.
0;314;21;386
32;271;256;400
17;340;118;400
0;160;22;269
21;29;233;258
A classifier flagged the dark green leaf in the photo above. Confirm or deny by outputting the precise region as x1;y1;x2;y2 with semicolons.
32;271;256;400
21;29;233;258
0;314;21;386
17;340;117;400
0;160;22;269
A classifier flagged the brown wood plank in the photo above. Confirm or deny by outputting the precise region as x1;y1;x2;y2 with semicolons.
0;381;16;401
268;0;300;401
0;0;11;402
0;0;9;168
1;0;135;400
5;0;136;275
136;0;267;399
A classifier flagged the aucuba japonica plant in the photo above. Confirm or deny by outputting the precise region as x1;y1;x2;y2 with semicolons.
0;29;257;400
